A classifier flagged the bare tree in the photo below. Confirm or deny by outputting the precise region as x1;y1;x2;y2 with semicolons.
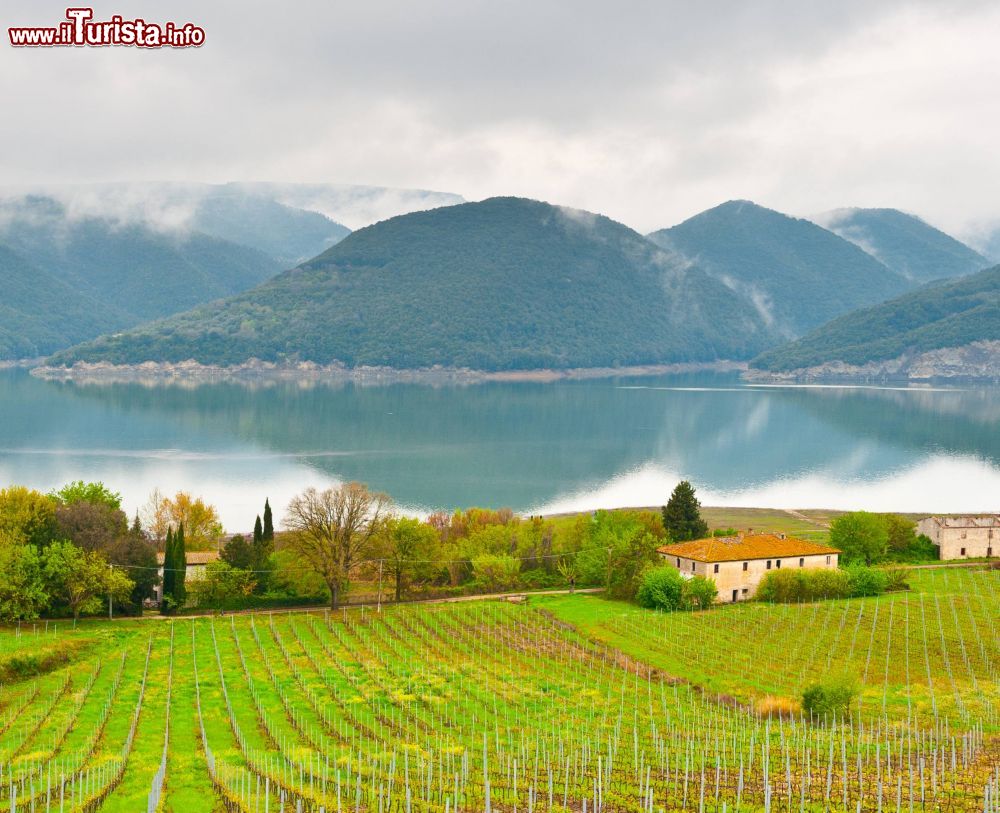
283;483;391;608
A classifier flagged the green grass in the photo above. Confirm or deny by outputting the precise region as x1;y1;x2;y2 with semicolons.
0;566;995;811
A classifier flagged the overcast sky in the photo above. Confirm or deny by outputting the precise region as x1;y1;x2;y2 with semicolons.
2;0;999;236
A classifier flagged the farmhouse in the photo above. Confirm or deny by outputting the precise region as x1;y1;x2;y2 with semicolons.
658;532;841;603
916;515;999;560
153;549;220;602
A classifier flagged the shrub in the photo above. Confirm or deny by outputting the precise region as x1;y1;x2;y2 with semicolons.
681;575;718;609
882;566;911;592
846;565;889;597
802;675;858;722
755;695;802;719
471;554;521;592
756;568;851;603
636;566;684;611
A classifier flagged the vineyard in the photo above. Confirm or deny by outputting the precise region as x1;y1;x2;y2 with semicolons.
0;566;996;812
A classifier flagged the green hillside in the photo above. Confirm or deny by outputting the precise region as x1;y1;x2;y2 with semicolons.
648;200;910;336
0;245;130;359
48;197;779;370
0;196;281;323
816;207;989;283
190;193;350;265
752;265;1000;371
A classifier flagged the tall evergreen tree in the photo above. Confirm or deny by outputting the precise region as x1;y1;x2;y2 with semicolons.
661;481;709;542
251;510;273;593
161;526;175;602
174;522;187;605
262;499;274;542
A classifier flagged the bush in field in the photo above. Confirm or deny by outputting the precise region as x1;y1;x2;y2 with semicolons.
830;511;888;565
756;568;851;602
188;561;257;607
882;566;911;592
846;564;889;597
802;675;858;722
471;554;521;592
636;566;684;610
681;575;718;609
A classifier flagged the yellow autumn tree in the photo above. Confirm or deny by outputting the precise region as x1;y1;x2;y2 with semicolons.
142;489;223;549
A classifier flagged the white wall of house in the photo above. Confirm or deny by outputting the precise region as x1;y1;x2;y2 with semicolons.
661;551;839;603
917;517;998;560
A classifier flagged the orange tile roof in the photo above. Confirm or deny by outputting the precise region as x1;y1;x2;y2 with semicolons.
658;533;840;563
155;550;220;566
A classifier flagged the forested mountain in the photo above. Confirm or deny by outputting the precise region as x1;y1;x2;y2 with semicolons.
188;193;350;265
647;201;910;337
48;197;780;371
0;245;130;359
0;195;289;359
751;266;1000;375
814;208;989;283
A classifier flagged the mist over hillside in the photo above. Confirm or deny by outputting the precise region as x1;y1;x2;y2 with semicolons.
48;197;780;371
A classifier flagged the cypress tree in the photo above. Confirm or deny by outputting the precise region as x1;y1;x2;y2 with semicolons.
262;499;273;542
161;527;175;603
661;480;709;542
174;522;187;605
253;515;263;549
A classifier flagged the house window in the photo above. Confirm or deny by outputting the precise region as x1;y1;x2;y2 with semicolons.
766;560;772;570
742;588;748;596
676;557;680;567
961;547;966;556
713;563;719;574
742;561;748;571
825;555;831;565
776;559;782;569
799;557;804;567
691;562;696;572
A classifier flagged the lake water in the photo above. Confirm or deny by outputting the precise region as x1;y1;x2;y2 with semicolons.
1;369;998;530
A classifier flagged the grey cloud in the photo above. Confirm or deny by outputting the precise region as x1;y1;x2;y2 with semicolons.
1;0;998;234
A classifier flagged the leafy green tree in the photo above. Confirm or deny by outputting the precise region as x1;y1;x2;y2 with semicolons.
471;554;521;592
636;566;684;610
376;517;441;601
681;575;718;610
578;511;661;599
188;561;257;607
0;542;48;621
42;541;133;621
50;481;122;511
802;675;858;722
830;511;889;565
109;515;159;615
0;486;59;548
883;514;916;554
54;500;127;553
222;533;254;570
661;481;708;542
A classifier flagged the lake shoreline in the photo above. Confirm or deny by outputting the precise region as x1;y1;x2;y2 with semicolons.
30;358;749;386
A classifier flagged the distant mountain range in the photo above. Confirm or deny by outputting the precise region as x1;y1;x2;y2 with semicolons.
647;201;910;337
813;208;990;283
47;197;780;370
750;265;1000;379
4;184;996;377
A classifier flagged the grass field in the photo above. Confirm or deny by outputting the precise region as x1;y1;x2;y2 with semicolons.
0;566;996;812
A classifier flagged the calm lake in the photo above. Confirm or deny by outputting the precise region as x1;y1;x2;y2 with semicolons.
1;369;998;529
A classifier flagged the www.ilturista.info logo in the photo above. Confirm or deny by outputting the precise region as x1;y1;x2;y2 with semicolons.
8;7;205;48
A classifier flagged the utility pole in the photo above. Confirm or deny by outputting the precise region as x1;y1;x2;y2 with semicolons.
377;559;384;613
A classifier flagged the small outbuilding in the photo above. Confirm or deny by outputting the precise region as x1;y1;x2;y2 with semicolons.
658;532;841;603
916;515;999;560
153;549;220;602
